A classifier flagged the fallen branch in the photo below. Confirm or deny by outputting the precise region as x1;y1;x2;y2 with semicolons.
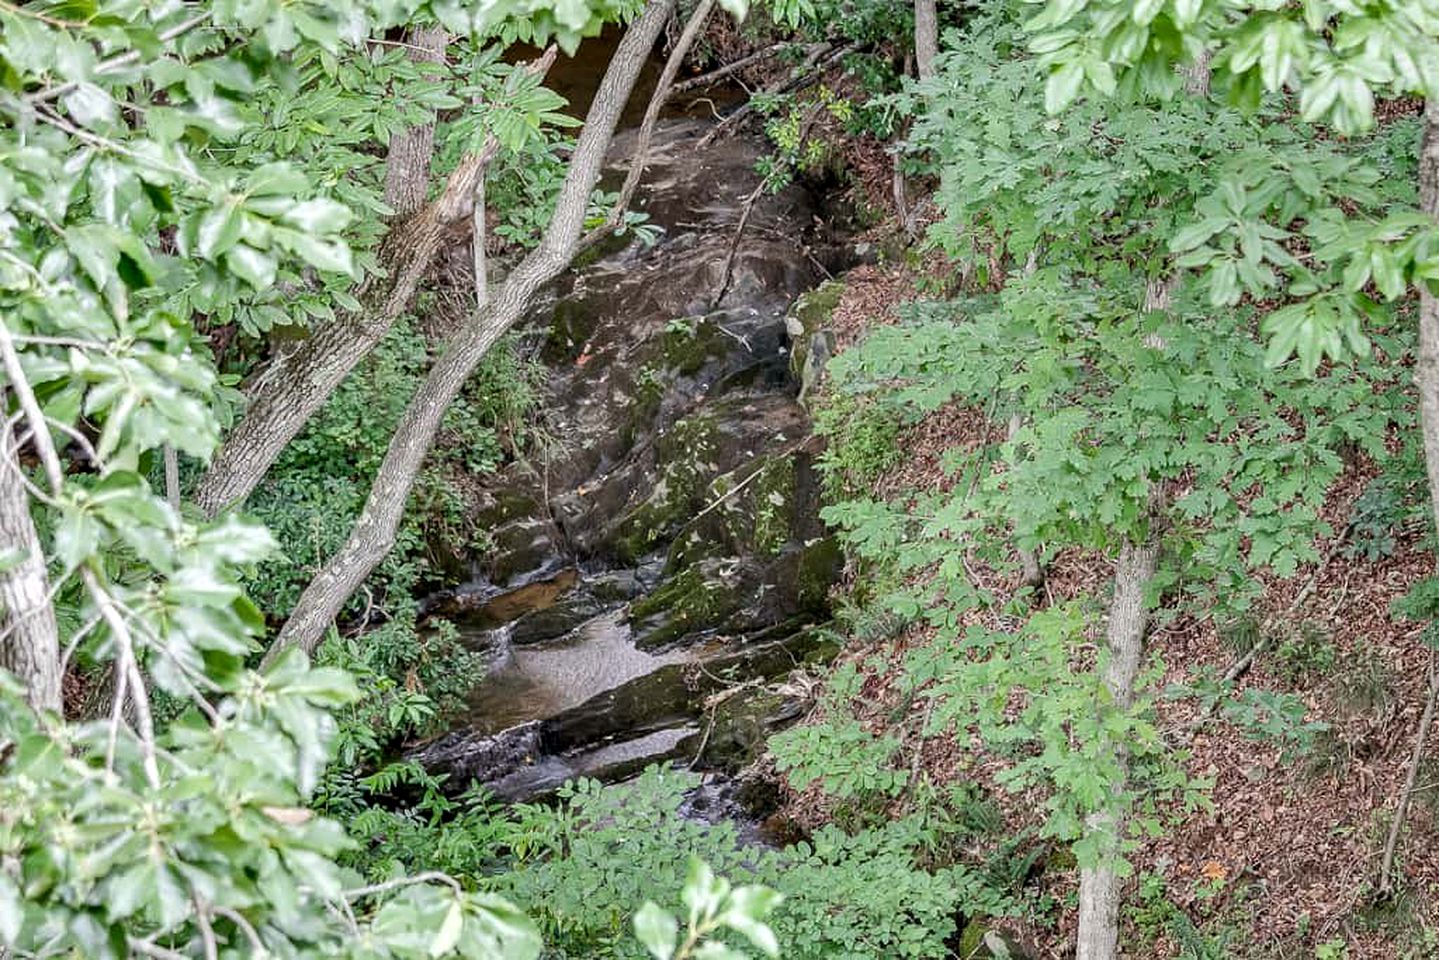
1175;523;1353;742
696;42;856;150
671;42;819;94
579;0;715;252
709;181;764;308
1379;650;1439;898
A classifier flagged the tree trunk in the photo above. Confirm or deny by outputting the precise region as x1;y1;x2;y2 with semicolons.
191;213;446;516
383;26;449;219
192;139;502;518
1075;277;1172;959
0;413;61;713
265;0;678;662
191;32;544;519
914;0;939;82
1075;521;1161;960
1417;99;1439;542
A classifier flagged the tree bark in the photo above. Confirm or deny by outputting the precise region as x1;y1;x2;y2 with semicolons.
191;210;449;517
384;26;449;219
192;49;556;519
1417;99;1439;544
1074;278;1172;960
914;0;939;82
265;0;678;663
0;434;61;714
1075;519;1161;960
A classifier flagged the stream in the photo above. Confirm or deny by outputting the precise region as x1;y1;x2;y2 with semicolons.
408;82;860;815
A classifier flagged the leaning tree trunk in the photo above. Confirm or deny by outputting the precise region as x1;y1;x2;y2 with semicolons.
1074;517;1161;960
191;46;556;518
383;25;449;218
0;432;61;713
264;0;678;663
914;0;938;82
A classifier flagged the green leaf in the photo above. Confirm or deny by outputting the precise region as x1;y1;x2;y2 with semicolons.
634;902;678;960
281;199;353;234
430;898;464;958
1045;61;1086;114
227;244;277;289
197;202;244;259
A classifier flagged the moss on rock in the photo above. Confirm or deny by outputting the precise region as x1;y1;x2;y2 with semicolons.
784;279;845;380
629;561;748;649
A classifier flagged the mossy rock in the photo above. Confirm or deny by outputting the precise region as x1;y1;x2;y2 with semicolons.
629;560;752;649
784;279;845;380
793;536;842;613
661;315;730;376
957;921;1030;959
611;414;720;563
541;297;600;364
694;686;804;770
667;455;800;572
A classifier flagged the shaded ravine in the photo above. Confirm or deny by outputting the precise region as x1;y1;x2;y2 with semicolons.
409;117;859;803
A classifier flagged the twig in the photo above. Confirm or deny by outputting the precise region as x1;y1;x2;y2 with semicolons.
709;182;764;308
343;871;462;900
212;904;266;956
1223;523;1353;685
671;42;818;94
696;42;856;150
1379;651;1439;898
27;11;213;105
578;0;715;252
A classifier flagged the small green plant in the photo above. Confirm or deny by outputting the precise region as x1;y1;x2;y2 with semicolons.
1274;623;1339;684
633;859;782;960
1315;939;1349;960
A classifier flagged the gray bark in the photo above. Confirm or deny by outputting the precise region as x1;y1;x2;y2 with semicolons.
1417;99;1439;542
0;436;61;713
914;0;939;82
1075;520;1161;960
265;0;678;662
192;146;497;518
384;26;450;218
1074;279;1172;960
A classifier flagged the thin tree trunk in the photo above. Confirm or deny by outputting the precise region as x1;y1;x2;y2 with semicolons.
1075;518;1161;960
1075;279;1172;960
581;0;714;248
914;0;939;82
1379;652;1438;897
384;26;449;218
163;444;180;509
1417;99;1439;545
192;50;556;518
1382;94;1439;900
0;430;61;713
265;0;678;663
1007;413;1045;588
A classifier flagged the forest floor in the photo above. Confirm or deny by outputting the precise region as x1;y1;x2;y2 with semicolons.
776;260;1439;959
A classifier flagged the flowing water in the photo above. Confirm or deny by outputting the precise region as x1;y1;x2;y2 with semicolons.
411;53;862;812
460;611;694;736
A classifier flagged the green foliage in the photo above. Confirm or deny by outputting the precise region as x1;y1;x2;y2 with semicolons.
1023;0;1439;372
245;319;540;618
0;0;689;954
632;858;782;960
812;393;903;501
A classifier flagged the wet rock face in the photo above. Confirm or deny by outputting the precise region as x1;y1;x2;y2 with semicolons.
413;118;855;799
